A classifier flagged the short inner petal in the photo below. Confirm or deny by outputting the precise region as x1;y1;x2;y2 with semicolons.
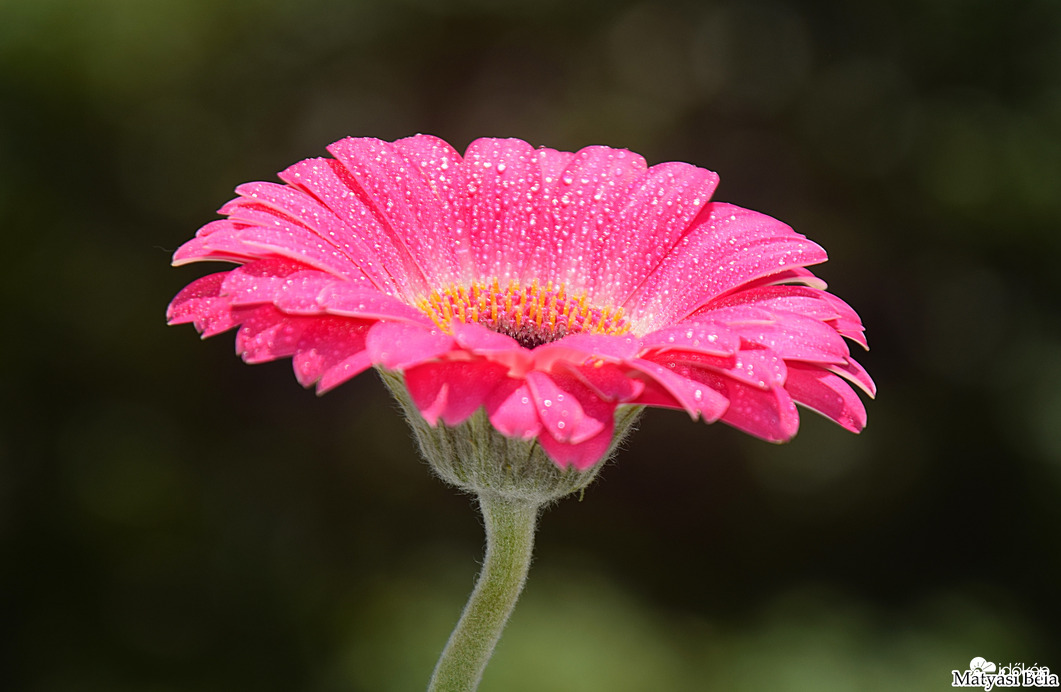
416;279;631;349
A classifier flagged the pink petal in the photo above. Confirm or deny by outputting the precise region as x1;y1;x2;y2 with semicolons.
234;305;306;363
316;283;435;325
392;134;471;281
486;379;542;439
317;351;375;393
711;375;799;442
785;364;867;433
166;272;238;337
534;146;577;179
221;258;309;303
194;218;241;238
532;333;641;371
827;357;876;398
365;321;454;370
218;195;321;234
221;260;340;314
636;356;798;440
535;147;576;187
326;137;463;286
709;285;843;321
278;157;424;297
535;146;648;292
226;183;383;290
625;203;828;330
640;323;741;357
233;307;375;395
596;162;719;305
702;304;851;364
403;360;509;426
707;284;869;352
289;317;374;390
562;362;645;402
525;371;605;445
627;358;729;421
451;320;523;352
218;259;433;327
450;321;532;375
462;138;549;284
235;218;362;279
228;181;337;224
654;348;788;391
214;306;378;391
172;221;260;266
273;274;343;314
728;266;828;293
536;423;615;471
821;292;869;349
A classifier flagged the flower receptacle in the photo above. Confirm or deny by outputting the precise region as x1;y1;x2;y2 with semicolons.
379;368;642;504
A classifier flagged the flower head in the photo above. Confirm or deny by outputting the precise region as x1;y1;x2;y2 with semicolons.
169;135;874;470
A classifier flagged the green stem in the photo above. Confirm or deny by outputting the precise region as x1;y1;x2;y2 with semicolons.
428;492;540;692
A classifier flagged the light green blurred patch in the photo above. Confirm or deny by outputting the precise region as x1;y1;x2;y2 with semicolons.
329;557;1040;691
483;568;691;692
0;0;212;94
738;407;930;530
999;334;1061;484
332;555;696;692
707;586;1036;692
1005;107;1061;220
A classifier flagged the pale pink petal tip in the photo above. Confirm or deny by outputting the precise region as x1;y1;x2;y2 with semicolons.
168;134;873;470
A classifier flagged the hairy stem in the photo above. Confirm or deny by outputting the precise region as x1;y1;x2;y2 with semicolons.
428;492;540;692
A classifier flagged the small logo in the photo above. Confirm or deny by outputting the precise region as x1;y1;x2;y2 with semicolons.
971;658;998;675
952;657;1059;690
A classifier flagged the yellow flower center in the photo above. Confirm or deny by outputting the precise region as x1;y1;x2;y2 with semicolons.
416;279;630;349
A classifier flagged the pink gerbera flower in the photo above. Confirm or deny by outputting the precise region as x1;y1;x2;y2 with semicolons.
168;135;874;470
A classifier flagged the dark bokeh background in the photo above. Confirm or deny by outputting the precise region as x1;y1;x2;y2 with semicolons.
3;0;1060;690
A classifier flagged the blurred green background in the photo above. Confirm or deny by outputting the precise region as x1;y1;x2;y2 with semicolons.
3;0;1060;689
